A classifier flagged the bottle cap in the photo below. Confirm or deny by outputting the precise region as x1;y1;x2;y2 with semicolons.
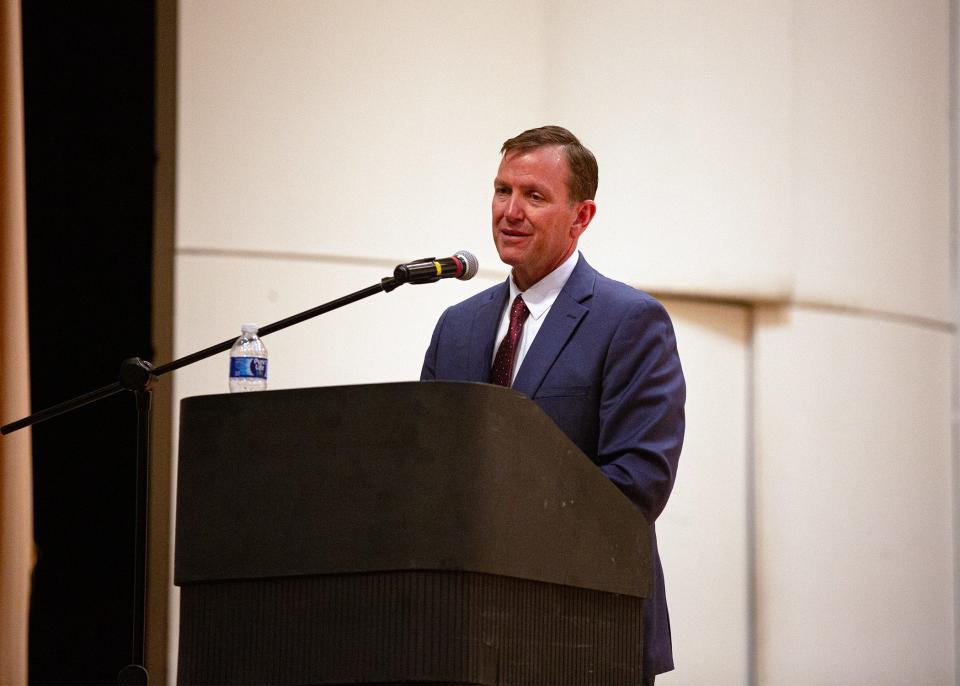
241;323;259;334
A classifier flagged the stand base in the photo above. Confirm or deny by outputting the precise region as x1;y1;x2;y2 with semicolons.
117;664;148;685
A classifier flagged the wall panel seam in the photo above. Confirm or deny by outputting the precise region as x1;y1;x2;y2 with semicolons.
175;246;511;282
789;300;955;333
746;305;758;686
178;245;403;268
176;249;954;336
950;0;960;683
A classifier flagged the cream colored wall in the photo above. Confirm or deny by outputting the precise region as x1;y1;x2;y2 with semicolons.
792;1;951;322
172;1;956;684
754;307;954;685
657;300;751;684
178;0;545;276
544;0;795;301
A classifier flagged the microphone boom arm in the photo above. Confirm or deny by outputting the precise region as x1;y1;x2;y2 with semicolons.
2;275;403;435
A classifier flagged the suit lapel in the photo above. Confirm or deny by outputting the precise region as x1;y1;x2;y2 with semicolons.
513;256;596;398
467;281;510;382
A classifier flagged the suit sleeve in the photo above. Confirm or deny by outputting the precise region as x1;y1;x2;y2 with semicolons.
598;298;685;524
420;308;449;381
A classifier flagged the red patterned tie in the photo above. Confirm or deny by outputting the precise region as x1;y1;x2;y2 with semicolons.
491;294;530;387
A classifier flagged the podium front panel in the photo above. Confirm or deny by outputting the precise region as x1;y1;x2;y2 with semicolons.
175;382;650;597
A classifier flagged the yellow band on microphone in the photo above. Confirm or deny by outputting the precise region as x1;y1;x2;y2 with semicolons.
434;261;442;276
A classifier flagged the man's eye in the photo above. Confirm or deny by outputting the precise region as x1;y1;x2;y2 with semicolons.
495;187;510;196
529;192;544;201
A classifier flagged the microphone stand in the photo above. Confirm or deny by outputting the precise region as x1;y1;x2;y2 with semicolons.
2;272;410;685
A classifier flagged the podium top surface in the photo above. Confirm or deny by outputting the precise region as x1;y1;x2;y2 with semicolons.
175;381;650;597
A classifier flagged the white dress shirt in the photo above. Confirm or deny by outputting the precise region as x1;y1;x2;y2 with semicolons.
491;250;580;385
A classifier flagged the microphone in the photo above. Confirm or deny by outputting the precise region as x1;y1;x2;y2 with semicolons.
393;250;479;285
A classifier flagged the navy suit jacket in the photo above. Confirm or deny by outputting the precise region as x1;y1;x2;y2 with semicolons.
420;254;685;677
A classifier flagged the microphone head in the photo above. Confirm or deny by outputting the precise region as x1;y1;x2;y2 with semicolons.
454;250;479;281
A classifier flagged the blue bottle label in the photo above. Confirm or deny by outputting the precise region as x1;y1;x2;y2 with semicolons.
230;357;268;379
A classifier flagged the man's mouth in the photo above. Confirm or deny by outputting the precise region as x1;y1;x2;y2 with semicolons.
500;227;531;237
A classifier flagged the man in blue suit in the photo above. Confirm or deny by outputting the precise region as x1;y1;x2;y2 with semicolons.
421;126;685;684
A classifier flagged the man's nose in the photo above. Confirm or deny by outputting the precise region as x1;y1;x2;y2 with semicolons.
504;195;524;222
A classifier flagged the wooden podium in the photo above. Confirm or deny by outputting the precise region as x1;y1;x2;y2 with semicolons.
174;381;650;685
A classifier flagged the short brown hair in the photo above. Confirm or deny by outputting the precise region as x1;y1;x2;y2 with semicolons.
500;125;599;202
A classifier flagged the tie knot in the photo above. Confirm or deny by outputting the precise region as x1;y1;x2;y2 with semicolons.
510;294;529;323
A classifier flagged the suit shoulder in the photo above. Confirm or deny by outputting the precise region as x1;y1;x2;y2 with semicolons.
592;271;671;317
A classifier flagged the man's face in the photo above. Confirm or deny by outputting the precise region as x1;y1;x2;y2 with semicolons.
492;145;595;291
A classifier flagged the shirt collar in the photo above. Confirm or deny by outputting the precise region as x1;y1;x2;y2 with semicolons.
509;251;580;321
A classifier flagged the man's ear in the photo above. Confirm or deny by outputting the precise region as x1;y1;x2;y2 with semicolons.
570;199;597;239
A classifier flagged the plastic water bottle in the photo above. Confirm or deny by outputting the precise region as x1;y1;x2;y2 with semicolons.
229;323;268;392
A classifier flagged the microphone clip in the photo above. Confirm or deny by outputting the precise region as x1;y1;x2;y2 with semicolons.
394;257;443;285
